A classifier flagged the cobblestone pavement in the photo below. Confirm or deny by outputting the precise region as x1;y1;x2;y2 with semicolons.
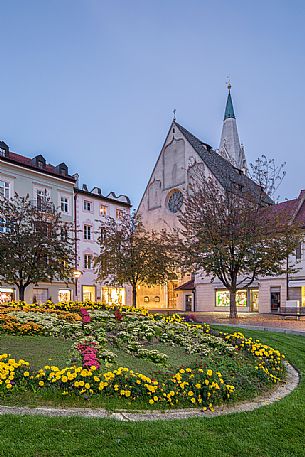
0;363;299;421
192;312;305;334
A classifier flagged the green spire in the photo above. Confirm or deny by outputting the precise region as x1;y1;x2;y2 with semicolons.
224;88;235;120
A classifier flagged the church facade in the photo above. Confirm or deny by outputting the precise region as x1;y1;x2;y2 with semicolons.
137;88;304;314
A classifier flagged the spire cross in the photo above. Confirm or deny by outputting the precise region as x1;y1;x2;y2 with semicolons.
173;109;176;121
226;76;232;92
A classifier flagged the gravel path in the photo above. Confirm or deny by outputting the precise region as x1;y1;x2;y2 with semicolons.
0;362;299;421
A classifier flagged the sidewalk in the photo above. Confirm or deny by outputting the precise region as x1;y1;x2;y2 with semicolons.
192;312;305;336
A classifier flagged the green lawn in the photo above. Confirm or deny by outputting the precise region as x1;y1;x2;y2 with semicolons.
0;328;303;456
0;335;71;369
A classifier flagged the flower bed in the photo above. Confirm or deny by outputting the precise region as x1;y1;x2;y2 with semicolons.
0;301;286;410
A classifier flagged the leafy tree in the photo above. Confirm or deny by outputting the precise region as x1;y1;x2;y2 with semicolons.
95;211;177;307
178;167;303;318
0;194;74;301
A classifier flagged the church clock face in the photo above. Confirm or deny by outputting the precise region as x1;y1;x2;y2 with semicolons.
167;190;183;213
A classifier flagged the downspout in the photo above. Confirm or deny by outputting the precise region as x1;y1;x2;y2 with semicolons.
74;192;78;298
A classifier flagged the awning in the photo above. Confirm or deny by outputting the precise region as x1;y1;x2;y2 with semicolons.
289;280;305;288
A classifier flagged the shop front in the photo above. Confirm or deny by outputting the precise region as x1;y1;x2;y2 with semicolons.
215;288;259;312
102;287;126;305
0;287;15;303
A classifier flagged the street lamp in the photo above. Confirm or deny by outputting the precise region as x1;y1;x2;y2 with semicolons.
73;269;82;300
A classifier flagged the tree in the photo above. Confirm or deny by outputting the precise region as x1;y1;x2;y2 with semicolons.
95;211;177;307
177;168;303;318
0;193;74;301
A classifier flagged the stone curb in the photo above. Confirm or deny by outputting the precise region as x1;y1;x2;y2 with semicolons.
0;362;299;421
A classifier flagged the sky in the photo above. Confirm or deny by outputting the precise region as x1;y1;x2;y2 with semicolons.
0;0;305;206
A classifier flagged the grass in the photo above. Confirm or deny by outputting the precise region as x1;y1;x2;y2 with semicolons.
0;334;270;409
0;328;303;456
0;335;71;369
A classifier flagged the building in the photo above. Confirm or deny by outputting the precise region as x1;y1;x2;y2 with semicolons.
0;140;132;305
0;141;76;303
74;182;132;304
137;87;302;314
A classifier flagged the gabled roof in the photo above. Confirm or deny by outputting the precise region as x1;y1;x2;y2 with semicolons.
267;191;305;227
175;279;195;290
175;122;273;205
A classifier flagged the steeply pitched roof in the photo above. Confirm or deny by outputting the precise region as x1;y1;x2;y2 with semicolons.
224;91;235;120
267;191;305;227
175;122;273;205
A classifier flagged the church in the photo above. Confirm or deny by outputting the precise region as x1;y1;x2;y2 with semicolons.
137;87;294;314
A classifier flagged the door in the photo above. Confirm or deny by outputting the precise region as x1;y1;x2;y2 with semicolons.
185;294;193;312
270;287;281;311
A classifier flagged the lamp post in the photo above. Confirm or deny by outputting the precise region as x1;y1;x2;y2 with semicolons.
73;269;82;300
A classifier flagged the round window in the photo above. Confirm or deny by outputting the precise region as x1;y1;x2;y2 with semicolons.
167;190;183;213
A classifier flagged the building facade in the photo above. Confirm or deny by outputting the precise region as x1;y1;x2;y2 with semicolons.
0;141;76;303
74;183;132;304
137;88;303;314
0;140;132;305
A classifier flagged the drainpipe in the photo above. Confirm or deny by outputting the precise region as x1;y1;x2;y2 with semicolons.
74;192;78;299
286;254;289;302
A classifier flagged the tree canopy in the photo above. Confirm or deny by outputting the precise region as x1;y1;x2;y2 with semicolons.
95;211;177;307
0;194;74;301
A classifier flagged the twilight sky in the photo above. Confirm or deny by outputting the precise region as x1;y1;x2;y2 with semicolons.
0;0;305;206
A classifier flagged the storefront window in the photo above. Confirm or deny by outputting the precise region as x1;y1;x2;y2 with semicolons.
0;288;15;303
58;289;71;302
102;287;126;305
216;289;247;307
250;289;259;312
82;286;96;302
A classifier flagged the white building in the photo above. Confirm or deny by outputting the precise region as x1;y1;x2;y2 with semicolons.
0;140;76;303
0;140;132;305
74;183;132;305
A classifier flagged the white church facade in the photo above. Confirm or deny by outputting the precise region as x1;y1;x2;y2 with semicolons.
138;88;305;315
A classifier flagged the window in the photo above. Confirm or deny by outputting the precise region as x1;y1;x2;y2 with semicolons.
0;217;7;233
296;242;302;261
58;289;71;302
116;208;124;220
36;189;48;210
61;197;69;213
0;148;6;157
60;228;68;242
215;290;247;307
84;200;91;211
100;227;106;243
84;254;93;269
0;180;9;199
84;225;92;240
100;205;107;216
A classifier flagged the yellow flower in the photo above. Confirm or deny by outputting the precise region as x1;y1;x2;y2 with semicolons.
39;381;44;387
149;399;154;405
188;391;194;396
191;397;196;404
153;396;158;402
23;371;30;377
207;369;213;377
195;383;201;389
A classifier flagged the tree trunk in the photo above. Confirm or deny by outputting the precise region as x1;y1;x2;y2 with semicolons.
132;285;137;308
18;284;26;302
229;290;237;319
